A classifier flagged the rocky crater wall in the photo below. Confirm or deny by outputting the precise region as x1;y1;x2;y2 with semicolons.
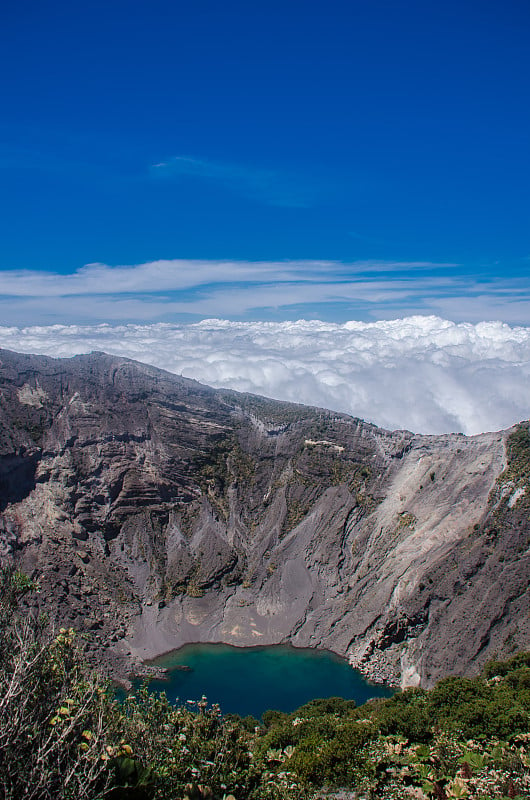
0;347;528;688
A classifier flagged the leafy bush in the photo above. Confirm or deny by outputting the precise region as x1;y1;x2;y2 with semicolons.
374;687;432;742
484;651;530;678
290;696;357;718
0;568;117;800
254;697;375;788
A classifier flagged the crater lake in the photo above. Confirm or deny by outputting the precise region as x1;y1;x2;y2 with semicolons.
142;643;394;718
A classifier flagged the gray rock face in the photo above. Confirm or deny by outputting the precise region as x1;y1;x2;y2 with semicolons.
0;347;528;687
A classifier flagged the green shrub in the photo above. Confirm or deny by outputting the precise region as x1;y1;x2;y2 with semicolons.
483;651;530;678
375;687;432;742
288;720;374;786
292;696;357;718
0;568;118;800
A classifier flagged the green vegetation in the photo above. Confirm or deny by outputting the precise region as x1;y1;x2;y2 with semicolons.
502;424;530;488
193;437;234;520
397;511;417;530
0;569;116;799
283;498;312;535
492;423;530;508
1;569;530;799
193;435;258;524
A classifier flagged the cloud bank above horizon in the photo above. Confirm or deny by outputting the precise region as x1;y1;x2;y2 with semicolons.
1;316;529;436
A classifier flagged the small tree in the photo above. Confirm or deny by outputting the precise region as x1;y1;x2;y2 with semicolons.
0;567;116;800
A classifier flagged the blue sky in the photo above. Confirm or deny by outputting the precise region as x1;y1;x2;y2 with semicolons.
0;0;529;325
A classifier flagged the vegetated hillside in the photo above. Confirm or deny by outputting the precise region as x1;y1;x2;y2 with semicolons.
2;569;530;800
0;347;528;688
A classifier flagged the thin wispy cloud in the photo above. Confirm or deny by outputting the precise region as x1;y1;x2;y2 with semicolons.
0;258;457;297
0;258;528;326
1;317;529;435
151;155;314;207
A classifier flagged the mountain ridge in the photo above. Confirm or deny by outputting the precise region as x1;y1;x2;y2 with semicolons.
0;346;528;688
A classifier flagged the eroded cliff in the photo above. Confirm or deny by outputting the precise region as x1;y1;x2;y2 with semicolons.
0;347;528;687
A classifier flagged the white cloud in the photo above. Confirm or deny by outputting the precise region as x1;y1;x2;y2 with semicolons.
0;316;529;435
0;259;449;298
0;258;529;327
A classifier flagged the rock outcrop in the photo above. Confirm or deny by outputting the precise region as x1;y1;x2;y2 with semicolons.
0;347;528;687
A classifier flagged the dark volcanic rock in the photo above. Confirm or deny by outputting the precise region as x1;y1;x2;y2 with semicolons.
0;347;528;687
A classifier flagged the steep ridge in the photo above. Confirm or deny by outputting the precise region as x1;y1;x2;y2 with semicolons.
0;347;528;688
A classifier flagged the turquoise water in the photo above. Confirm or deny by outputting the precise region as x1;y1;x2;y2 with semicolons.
144;643;393;718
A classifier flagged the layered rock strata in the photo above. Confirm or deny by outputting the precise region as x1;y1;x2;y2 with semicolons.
0;348;528;688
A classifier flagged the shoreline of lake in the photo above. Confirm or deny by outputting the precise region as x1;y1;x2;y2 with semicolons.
134;642;394;718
